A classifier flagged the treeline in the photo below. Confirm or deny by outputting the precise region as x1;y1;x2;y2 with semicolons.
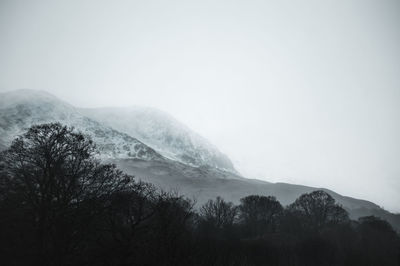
0;123;399;266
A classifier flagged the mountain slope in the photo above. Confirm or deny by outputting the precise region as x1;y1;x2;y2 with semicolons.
81;106;236;173
0;89;162;161
115;158;380;209
115;158;400;231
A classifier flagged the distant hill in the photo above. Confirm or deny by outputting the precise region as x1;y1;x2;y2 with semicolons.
114;158;400;232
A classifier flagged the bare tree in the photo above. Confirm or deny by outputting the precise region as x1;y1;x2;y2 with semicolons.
0;123;132;266
288;190;349;230
239;195;283;236
200;196;237;230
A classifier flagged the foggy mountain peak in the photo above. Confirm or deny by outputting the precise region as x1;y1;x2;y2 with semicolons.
0;89;237;173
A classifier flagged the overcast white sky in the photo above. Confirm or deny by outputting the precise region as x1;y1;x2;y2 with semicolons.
1;0;399;212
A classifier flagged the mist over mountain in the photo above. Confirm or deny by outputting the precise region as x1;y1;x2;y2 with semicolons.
0;89;399;231
81;106;236;173
1;0;399;263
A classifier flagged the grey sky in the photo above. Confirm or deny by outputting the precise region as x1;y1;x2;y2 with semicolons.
1;0;399;211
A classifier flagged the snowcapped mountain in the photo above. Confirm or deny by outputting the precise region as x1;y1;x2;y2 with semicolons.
0;89;236;172
1;89;398;231
81;106;237;173
0;89;162;160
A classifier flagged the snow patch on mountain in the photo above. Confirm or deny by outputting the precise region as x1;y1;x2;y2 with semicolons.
0;90;162;161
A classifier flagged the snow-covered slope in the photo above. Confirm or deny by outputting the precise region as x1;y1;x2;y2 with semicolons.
0;90;162;161
0;89;236;172
81;106;237;173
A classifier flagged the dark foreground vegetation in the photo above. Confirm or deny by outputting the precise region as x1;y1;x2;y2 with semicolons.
0;123;399;266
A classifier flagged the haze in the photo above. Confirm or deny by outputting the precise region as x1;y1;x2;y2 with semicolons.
1;0;399;212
